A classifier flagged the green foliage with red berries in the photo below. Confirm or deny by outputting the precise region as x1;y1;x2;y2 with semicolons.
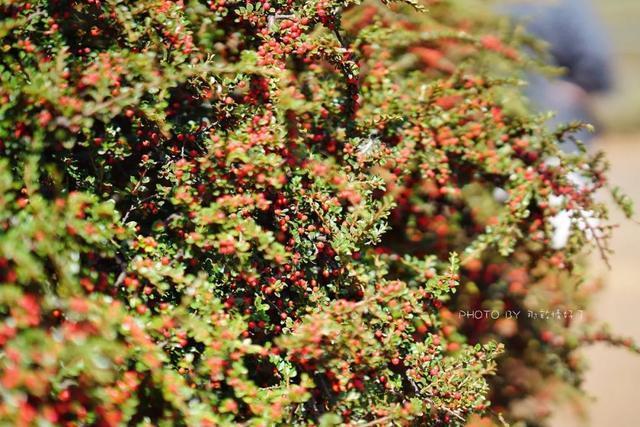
0;0;636;426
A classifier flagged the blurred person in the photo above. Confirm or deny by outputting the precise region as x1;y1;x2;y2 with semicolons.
506;0;613;150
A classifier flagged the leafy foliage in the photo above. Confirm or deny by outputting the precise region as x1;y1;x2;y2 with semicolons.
0;0;635;425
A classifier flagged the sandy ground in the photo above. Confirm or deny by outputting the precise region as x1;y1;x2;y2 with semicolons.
550;135;640;427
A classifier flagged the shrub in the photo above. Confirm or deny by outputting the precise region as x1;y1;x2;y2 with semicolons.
0;0;636;425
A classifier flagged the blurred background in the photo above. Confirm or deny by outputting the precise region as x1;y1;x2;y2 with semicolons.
592;0;640;133
565;1;640;426
496;0;640;425
512;0;640;425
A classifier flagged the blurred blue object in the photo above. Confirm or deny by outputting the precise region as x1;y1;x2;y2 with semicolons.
506;0;613;148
